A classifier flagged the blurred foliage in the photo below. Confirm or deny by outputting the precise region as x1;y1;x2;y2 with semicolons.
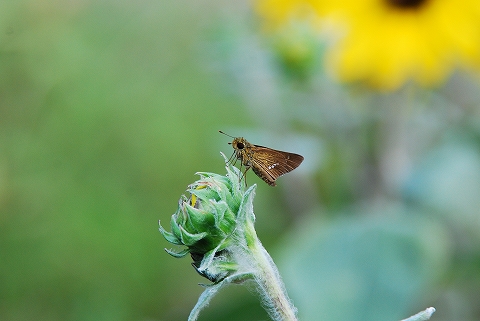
280;204;450;321
0;1;252;320
2;1;480;321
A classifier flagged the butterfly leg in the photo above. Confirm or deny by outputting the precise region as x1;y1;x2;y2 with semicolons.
227;151;238;166
240;165;250;187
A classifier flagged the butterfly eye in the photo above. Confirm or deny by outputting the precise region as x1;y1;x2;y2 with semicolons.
236;142;244;149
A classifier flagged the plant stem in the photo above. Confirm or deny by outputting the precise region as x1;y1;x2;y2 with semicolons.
247;222;298;321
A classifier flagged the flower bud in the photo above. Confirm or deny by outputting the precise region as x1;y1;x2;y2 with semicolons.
159;163;248;282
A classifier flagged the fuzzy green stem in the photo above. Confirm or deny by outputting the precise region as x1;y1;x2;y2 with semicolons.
246;221;298;321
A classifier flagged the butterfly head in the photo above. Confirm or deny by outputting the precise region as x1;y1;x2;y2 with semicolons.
231;137;249;151
219;131;247;150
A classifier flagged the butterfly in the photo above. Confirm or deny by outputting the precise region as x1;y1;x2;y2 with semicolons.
220;131;304;186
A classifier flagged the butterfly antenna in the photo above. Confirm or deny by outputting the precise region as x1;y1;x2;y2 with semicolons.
218;130;236;139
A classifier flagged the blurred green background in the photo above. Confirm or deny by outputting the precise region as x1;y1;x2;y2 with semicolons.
1;1;480;321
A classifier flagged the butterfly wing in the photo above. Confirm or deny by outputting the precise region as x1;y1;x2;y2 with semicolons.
250;145;304;186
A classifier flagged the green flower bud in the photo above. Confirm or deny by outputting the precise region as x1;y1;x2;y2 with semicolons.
159;161;248;283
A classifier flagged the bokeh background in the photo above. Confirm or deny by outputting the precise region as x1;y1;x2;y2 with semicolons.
2;0;480;320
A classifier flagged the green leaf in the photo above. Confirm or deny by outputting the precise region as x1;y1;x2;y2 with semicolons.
188;278;226;321
170;215;182;241
280;205;449;321
179;225;207;246
401;307;435;321
207;200;235;233
236;184;256;224
189;185;220;203
195;240;233;276
159;220;182;245
185;203;217;233
188;272;255;321
165;247;190;258
225;162;243;200
196;171;231;187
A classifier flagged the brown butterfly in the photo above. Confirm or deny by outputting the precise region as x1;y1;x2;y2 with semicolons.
219;131;304;186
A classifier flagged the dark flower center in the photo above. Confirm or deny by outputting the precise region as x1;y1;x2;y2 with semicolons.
386;0;427;9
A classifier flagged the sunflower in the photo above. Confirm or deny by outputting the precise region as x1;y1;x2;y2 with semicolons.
255;0;480;90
